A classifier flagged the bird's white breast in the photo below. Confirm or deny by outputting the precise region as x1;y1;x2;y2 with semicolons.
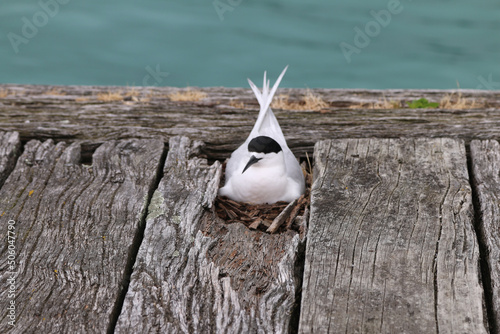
223;163;289;204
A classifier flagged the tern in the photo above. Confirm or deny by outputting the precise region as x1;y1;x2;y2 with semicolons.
219;66;305;204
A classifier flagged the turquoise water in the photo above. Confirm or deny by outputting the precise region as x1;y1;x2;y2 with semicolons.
1;0;499;89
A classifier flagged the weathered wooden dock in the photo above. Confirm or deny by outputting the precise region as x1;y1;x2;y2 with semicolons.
1;85;500;333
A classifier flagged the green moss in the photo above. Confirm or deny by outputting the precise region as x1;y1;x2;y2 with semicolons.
146;190;164;221
408;98;439;109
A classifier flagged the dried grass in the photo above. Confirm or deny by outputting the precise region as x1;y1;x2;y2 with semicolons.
168;88;207;102
374;96;400;109
97;92;123;102
123;88;150;103
271;90;328;111
349;92;484;110
229;100;245;109
349;96;400;109
44;88;66;96
439;91;481;109
270;94;292;110
302;90;329;110
124;88;140;97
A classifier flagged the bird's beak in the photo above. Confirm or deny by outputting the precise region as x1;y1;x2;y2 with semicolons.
242;155;262;174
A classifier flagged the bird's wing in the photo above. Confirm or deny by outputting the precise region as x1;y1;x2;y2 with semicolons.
224;143;246;181
247;66;288;142
284;148;305;192
246;66;305;188
225;66;305;189
248;77;263;106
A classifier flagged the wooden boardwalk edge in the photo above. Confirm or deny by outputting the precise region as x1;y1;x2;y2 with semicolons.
1;85;500;160
1;130;500;333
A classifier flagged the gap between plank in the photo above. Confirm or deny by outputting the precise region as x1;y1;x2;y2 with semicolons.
288;236;307;334
106;143;168;334
466;143;498;334
288;154;313;334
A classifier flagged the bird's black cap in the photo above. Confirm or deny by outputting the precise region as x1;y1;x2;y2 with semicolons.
248;136;282;154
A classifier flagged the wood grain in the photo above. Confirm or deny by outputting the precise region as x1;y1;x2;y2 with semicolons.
2;82;500;332
1;84;500;160
0;138;164;333
0;131;21;188
299;138;487;334
115;136;302;334
470;139;500;332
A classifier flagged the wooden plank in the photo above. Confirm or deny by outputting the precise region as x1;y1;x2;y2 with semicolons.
299;138;487;334
0;131;21;188
470;139;500;331
0;138;164;333
1;84;500;160
115;136;302;334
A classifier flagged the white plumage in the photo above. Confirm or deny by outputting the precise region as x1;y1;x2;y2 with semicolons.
219;66;305;204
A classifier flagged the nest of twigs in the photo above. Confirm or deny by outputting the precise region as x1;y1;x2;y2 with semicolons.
215;161;312;236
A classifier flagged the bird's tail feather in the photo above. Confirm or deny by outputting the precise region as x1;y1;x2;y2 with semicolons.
247;66;288;136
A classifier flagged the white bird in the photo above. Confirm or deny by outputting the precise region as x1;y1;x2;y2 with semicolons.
219;66;305;204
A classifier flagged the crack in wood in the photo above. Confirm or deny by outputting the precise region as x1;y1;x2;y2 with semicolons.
288;235;307;334
433;173;450;334
0;131;21;190
114;136;302;333
467;142;499;334
106;144;168;334
299;138;487;334
0;137;165;333
2;129;500;333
